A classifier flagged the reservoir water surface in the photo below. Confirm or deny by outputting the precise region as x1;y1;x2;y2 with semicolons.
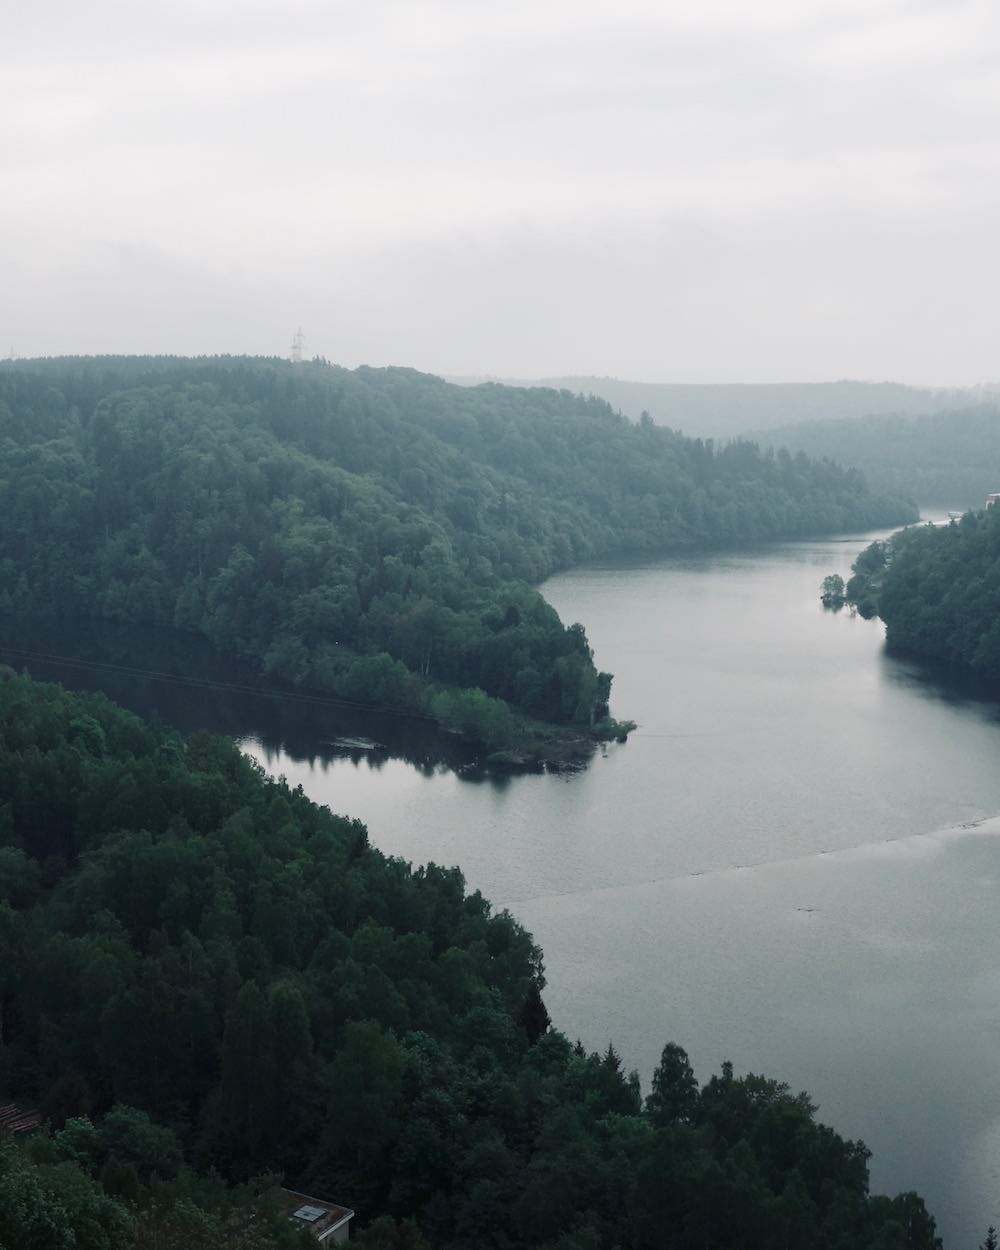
8;519;1000;1247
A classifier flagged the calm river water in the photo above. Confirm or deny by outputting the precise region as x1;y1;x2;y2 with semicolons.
6;517;1000;1247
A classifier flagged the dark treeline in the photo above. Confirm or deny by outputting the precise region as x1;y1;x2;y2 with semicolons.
843;507;1000;679
760;405;1000;506
0;672;942;1249
0;356;913;750
0;614;482;776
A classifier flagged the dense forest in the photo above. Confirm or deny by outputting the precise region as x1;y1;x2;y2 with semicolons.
451;376;974;441
842;506;1000;679
0;356;914;753
759;405;1000;506
0;672;944;1249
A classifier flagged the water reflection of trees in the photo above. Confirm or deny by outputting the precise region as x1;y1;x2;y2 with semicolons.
0;616;489;776
880;649;1000;722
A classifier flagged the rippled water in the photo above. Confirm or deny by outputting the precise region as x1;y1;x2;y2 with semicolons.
8;518;1000;1246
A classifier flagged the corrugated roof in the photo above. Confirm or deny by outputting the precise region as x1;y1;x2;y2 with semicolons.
282;1189;355;1240
0;1103;42;1133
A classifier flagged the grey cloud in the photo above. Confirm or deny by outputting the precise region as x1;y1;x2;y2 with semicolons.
4;1;1000;381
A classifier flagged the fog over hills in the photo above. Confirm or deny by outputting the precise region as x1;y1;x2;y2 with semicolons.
448;376;997;442
751;403;1000;509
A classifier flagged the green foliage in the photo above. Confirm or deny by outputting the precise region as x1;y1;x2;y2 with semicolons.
0;674;943;1250
845;508;1000;675
646;1042;699;1127
518;980;551;1045
0;357;913;749
3;1127;306;1250
820;573;846;608
0;1137;133;1250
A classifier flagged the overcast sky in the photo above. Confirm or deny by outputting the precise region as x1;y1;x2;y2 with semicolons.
4;0;999;383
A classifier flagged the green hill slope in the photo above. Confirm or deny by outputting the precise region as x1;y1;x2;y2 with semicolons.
0;673;942;1250
0;356;915;751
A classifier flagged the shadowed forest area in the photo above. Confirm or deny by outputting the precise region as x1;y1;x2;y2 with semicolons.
0;672;944;1250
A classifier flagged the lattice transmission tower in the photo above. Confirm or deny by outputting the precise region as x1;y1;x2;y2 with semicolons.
290;327;305;363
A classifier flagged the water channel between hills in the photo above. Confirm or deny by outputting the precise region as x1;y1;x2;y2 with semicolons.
6;514;1000;1248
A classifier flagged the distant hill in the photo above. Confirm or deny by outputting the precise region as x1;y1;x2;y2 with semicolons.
755;404;1000;509
447;376;984;441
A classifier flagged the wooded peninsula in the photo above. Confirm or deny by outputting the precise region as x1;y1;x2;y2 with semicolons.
0;356;950;1249
0;356;915;759
841;504;1000;679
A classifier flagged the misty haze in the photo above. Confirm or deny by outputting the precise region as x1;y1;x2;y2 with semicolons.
4;4;1000;1250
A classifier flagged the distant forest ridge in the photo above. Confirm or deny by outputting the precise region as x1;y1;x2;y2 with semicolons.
447;374;988;441
0;355;914;752
755;403;1000;508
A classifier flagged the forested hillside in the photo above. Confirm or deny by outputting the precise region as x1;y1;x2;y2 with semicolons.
0;672;943;1249
760;405;1000;506
843;507;1000;678
0;356;914;750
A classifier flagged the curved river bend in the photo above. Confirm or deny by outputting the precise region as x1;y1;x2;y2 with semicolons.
7;519;1000;1246
245;523;1000;1249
